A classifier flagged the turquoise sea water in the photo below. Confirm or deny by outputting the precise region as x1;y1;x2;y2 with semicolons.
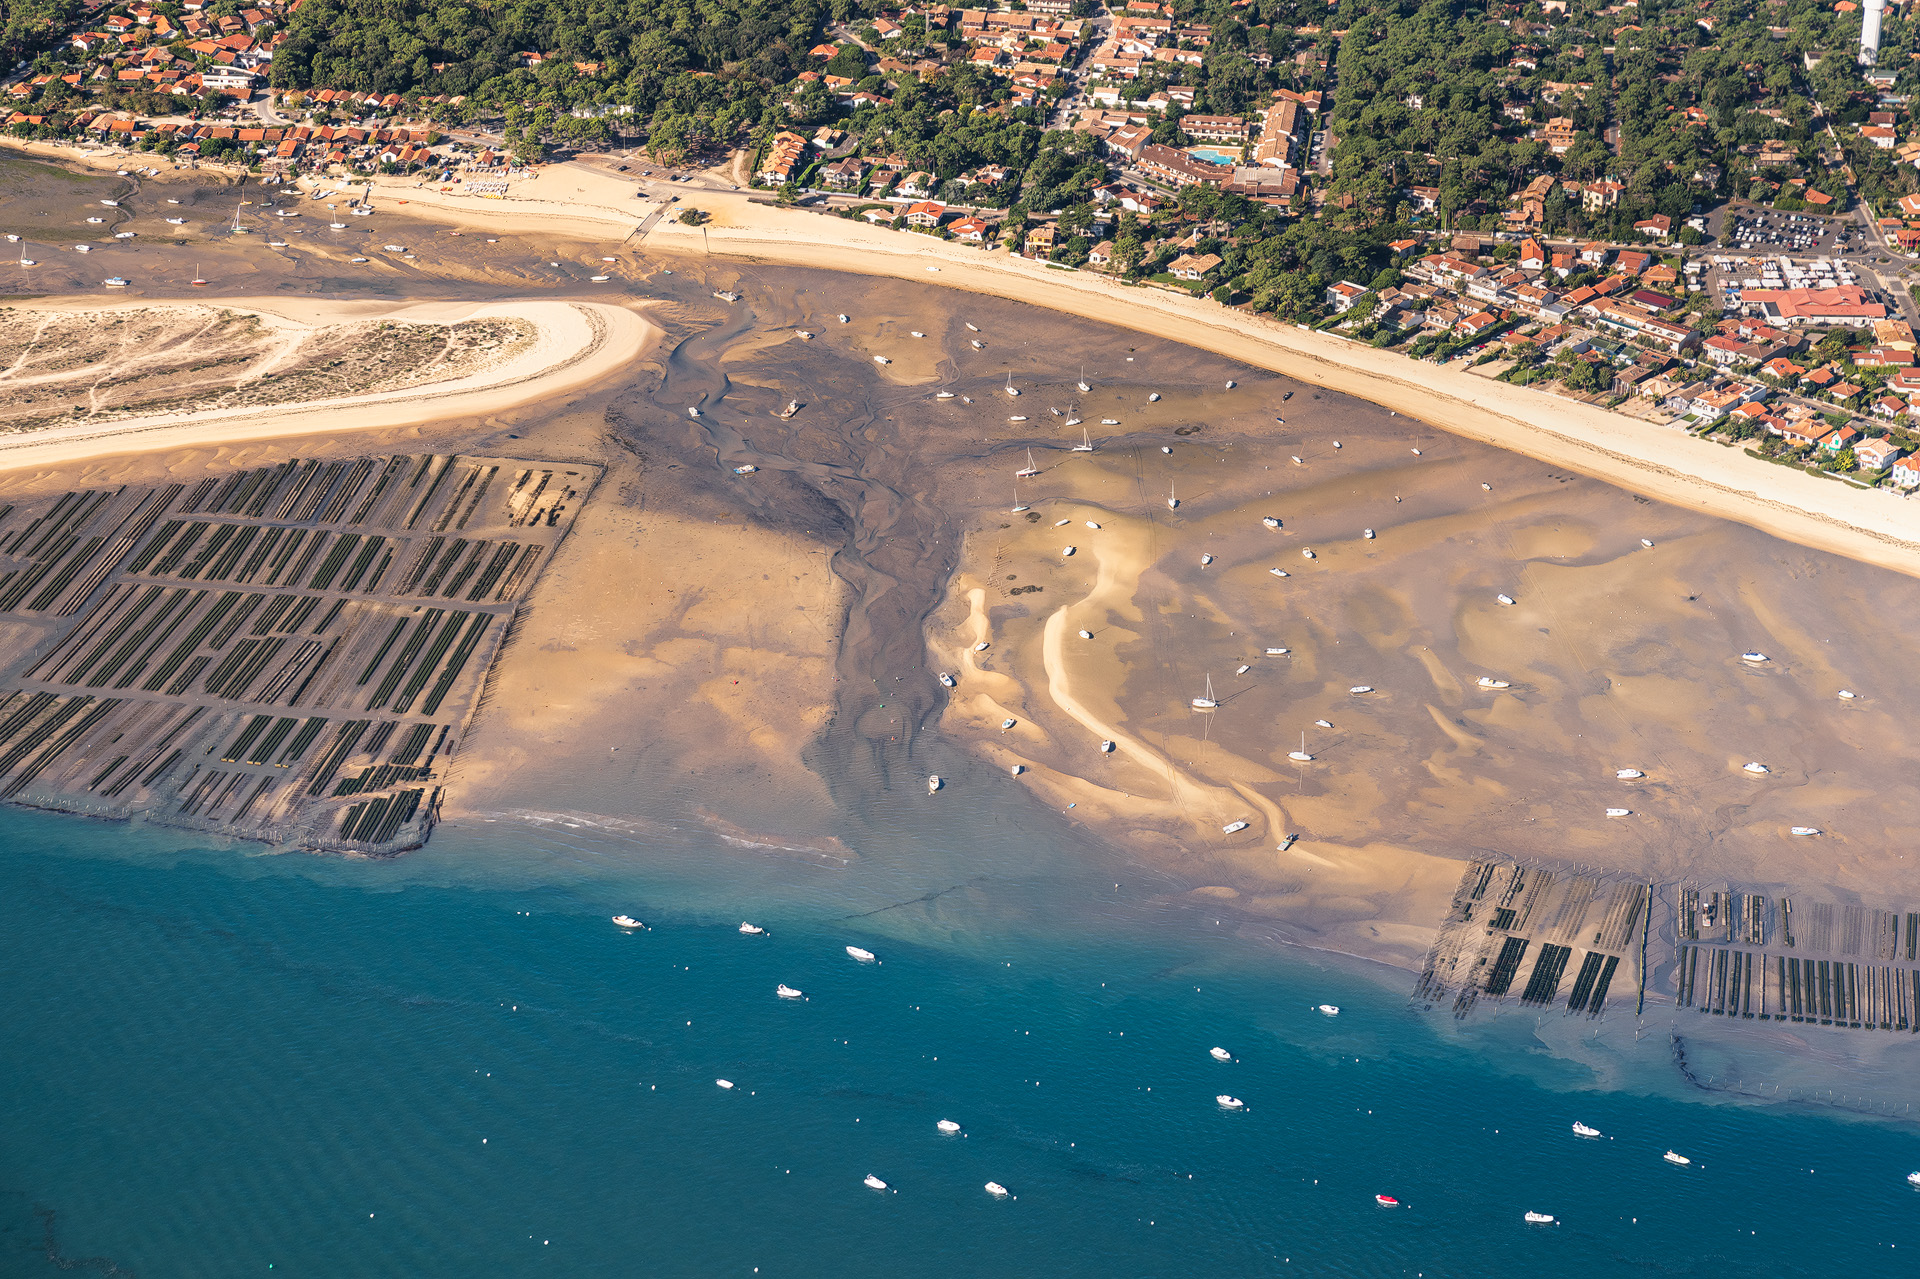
4;800;1918;1278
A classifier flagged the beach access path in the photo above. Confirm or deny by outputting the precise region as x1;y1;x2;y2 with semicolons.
355;162;1920;580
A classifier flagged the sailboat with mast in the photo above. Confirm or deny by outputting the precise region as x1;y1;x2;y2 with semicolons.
1004;372;1020;397
1191;675;1218;710
1071;428;1094;452
1167;483;1178;510
1015;450;1040;478
190;263;207;286
229;201;249;234
1077;365;1091;393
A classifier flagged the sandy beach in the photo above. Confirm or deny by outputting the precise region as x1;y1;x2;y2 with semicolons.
347;162;1920;579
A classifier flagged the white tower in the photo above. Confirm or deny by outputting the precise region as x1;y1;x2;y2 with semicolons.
1861;0;1885;66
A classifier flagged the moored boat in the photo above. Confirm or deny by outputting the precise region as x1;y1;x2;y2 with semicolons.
1216;1095;1245;1110
777;984;803;999
846;945;878;962
1210;1047;1232;1061
985;1181;1009;1198
739;922;766;935
611;915;645;929
1572;1122;1601;1138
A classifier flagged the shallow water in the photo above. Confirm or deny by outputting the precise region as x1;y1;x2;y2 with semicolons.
5;804;1918;1278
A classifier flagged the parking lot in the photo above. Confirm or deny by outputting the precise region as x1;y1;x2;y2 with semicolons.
1720;209;1853;255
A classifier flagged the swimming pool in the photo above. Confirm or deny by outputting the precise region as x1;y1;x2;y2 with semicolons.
1188;146;1238;166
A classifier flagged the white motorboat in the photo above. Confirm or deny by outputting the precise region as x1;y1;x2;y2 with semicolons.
1099;418;1119;425
1741;652;1768;663
779;400;802;419
797;330;814;340
1332;441;1342;450
777;984;804;999
330;222;346;229
733;465;758;475
972;339;986;349
864;1174;888;1190
1062;546;1075;556
1606;808;1631;818
1054;519;1072;527
985;1181;1010;1199
1790;826;1821;836
874;355;890;365
937;1119;962;1134
1222;820;1249;834
100;199;118;207
1100;740;1115;752
85;216;103;224
1224;379;1236;388
103;276;128;288
1011;764;1024;775
974;642;990;651
1477;677;1510;689
1210;1047;1232;1061
1200;554;1213;565
1315;719;1332;728
1016;449;1041;478
1616;769;1644;780
911;331;925;338
1641;538;1654;548
590;274;610;281
1001;718;1017;730
1907;1171;1920;1187
1743;762;1770;775
847;945;877;962
1349;685;1372;695
1267;648;1290;655
688;406;701;417
936;391;955;399
1148;392;1160;401
1525;1212;1556;1225
352;206;372;216
611;915;645;929
1316;1004;1340;1016
1009;415;1028;422
938;672;955;688
1236;664;1251;675
966;323;979;331
1496;593;1516;605
1216;1095;1246;1110
837;314;849;323
739;922;766;935
1085;520;1101;530
267;240;289;248
1192;675;1218;710
350;256;368;263
383;243;408;252
1664;1151;1690;1166
928;775;942;793
73;244;90;252
1363;529;1375;539
1838;689;1857;699
717;1079;735;1089
1291;456;1303;465
1270;569;1289;578
1078;629;1094;639
1302;549;1316;560
1572;1122;1602;1138
1262;516;1281;529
